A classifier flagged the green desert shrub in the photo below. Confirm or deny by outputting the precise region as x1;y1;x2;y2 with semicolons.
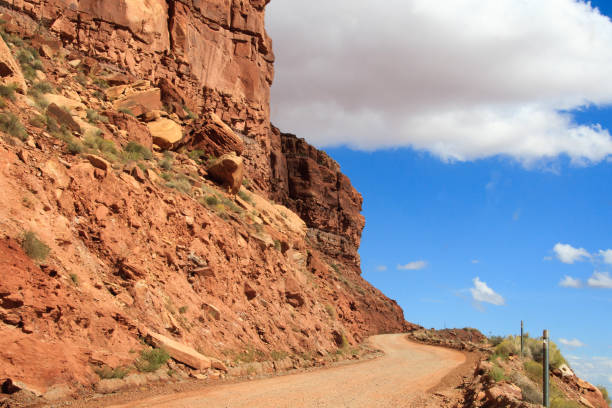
0;83;18;101
69;273;79;285
528;338;567;369
29;115;46;128
0;113;27;141
159;152;174;170
492;336;521;359
16;48;43;81
95;366;129;379
489;365;506;382
205;195;219;207
21;231;50;261
234;346;266;364
0;30;24;47
524;360;543;383
29;80;54;97
550;398;582;408
488;335;505;347
92;77;109;89
598;386;611;405
86;108;108;124
123;141;152;161
510;372;541;404
269;350;289;361
166;177;192;194
187;149;206;163
238;190;252;202
66;139;84;155
183;105;196;119
135;348;170;372
84;133;116;153
221;197;242;214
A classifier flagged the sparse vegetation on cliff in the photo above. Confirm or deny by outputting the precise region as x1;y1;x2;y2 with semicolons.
135;348;170;373
95;366;129;380
21;231;50;261
491;334;567;369
0;83;17;101
0;112;26;141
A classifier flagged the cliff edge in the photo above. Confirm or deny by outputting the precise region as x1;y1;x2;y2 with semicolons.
0;0;411;401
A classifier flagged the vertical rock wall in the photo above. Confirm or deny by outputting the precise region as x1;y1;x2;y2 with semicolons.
4;0;377;276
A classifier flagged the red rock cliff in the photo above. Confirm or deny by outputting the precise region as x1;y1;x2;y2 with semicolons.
4;0;368;266
269;128;366;269
0;0;411;397
11;0;275;183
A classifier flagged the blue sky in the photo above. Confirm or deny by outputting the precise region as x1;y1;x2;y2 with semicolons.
267;0;612;388
326;146;612;387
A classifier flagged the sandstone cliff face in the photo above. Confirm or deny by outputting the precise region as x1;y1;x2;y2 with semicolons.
3;0;366;270
0;0;410;398
269;127;366;269
8;0;274;184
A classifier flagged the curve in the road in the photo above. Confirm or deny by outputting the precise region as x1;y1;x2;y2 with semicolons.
109;333;465;408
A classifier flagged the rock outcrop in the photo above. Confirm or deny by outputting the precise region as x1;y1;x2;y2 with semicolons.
0;0;410;401
5;0;275;187
207;152;244;194
269;128;366;269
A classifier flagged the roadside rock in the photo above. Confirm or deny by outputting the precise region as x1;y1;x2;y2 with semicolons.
147;332;226;371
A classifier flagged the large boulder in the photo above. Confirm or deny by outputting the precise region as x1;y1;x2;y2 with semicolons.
177;113;244;158
106;81;163;117
147;332;226;372
147;118;183;149
113;88;163;117
206;152;244;194
105;110;153;149
46;103;81;133
0;36;26;93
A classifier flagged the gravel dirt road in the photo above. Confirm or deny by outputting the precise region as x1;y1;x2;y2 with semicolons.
108;334;466;408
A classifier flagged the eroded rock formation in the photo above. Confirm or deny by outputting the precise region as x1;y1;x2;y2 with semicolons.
0;0;411;400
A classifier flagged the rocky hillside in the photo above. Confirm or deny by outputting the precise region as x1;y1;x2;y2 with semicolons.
408;329;611;408
0;0;412;402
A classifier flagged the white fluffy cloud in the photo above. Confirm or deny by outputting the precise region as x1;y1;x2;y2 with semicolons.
559;276;582;288
397;261;427;270
599;249;612;264
587;272;612;288
567;355;612;388
559;338;585;347
470;277;505;306
267;0;612;164
553;243;591;264
376;265;388;271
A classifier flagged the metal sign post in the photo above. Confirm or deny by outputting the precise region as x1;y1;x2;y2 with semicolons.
543;330;550;408
520;321;524;358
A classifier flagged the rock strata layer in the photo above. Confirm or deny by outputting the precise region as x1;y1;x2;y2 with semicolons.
0;0;411;398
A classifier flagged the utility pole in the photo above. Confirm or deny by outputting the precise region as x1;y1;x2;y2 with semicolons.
543;330;550;408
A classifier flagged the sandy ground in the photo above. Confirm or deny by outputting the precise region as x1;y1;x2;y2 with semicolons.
108;334;466;408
